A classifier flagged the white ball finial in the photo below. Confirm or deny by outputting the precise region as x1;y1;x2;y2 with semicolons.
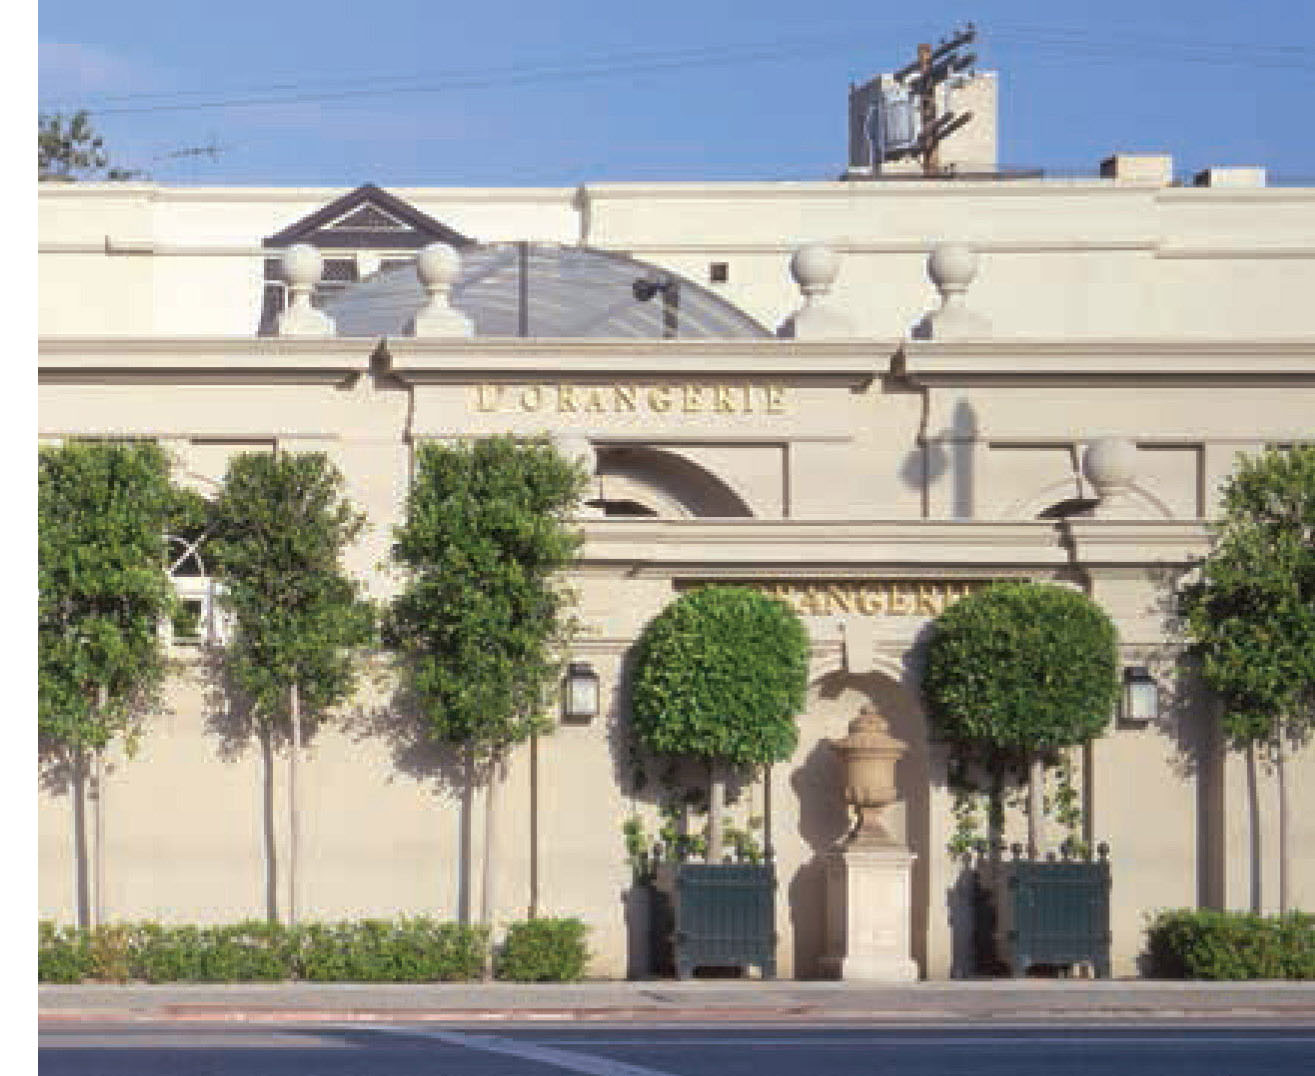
410;242;473;337
779;243;853;338
275;244;335;337
281;243;323;289
911;241;990;340
790;243;840;297
927;242;978;297
1083;437;1137;499
416;242;461;289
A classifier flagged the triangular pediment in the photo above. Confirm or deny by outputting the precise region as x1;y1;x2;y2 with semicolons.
263;183;475;250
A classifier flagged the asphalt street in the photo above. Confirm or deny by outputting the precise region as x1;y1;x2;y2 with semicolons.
38;1022;1315;1075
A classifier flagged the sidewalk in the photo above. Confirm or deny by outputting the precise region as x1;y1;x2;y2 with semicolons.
38;979;1315;1025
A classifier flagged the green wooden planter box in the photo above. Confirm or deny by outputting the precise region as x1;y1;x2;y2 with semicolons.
650;861;777;979
976;844;1112;978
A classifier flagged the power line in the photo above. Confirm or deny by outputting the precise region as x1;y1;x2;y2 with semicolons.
37;23;1314;119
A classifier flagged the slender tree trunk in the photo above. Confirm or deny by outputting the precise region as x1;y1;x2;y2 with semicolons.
288;682;301;927
762;764;773;860
260;725;279;923
988;765;1005;859
458;748;473;925
71;746;90;931
529;732;539;919
92;746;105;927
1277;736;1290;914
1027;755;1045;860
707;760;725;863
481;749;502;980
1246;741;1263;912
92;684;109;927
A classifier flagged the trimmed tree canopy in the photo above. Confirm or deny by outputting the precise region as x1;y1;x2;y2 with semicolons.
39;440;177;750
207;451;374;725
630;586;809;767
1184;445;1315;747
389;435;587;753
922;580;1119;761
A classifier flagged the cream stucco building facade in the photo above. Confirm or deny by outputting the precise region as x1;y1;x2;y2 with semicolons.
38;156;1315;980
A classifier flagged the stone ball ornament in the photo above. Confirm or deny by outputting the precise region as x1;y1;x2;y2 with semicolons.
927;242;978;295
281;243;323;289
416;242;461;289
790;243;840;296
1083;437;1137;497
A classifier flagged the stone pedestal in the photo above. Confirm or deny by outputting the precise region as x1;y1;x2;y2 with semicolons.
821;845;919;981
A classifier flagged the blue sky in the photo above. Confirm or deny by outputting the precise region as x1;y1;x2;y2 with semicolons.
34;1;1315;186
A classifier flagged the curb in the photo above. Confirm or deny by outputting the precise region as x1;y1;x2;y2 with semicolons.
39;1005;1315;1026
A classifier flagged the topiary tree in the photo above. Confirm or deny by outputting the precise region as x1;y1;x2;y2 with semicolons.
207;450;375;925
922;580;1119;858
630;585;809;862
388;435;587;946
39;440;180;929
1182;445;1315;912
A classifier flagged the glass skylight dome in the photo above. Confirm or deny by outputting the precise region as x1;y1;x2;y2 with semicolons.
321;243;771;339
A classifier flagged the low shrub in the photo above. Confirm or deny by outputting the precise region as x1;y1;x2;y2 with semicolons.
1146;909;1315;980
38;921;89;984
138;921;293;983
296;918;487;982
495;917;590;982
37;917;486;984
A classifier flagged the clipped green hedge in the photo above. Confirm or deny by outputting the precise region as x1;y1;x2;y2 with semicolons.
38;917;499;983
495;917;590;982
298;918;487;982
1147;909;1315;980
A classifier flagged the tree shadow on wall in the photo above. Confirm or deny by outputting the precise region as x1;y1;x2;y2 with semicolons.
787;738;851;978
340;675;477;924
898;397;979;518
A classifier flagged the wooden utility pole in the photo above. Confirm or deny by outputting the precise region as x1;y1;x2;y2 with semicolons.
890;24;978;177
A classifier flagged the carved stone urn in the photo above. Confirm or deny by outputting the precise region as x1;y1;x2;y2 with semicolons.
832;705;907;848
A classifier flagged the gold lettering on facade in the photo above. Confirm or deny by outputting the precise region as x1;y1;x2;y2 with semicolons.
916;583;946;616
856;584;888;615
799;586;829;615
826;584;854;614
889;583;916;615
679;579;990;617
470;382;792;416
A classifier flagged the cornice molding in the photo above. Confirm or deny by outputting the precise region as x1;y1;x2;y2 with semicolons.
38;336;371;384
38;184;576;204
603;238;1161;256
579;180;1183;201
42;237;1314;261
1062;518;1211;566
385;338;889;384
1155;245;1315;260
578;517;1211;573
900;338;1315;381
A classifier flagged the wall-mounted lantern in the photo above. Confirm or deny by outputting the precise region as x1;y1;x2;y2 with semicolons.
1121;666;1158;728
562;661;600;722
